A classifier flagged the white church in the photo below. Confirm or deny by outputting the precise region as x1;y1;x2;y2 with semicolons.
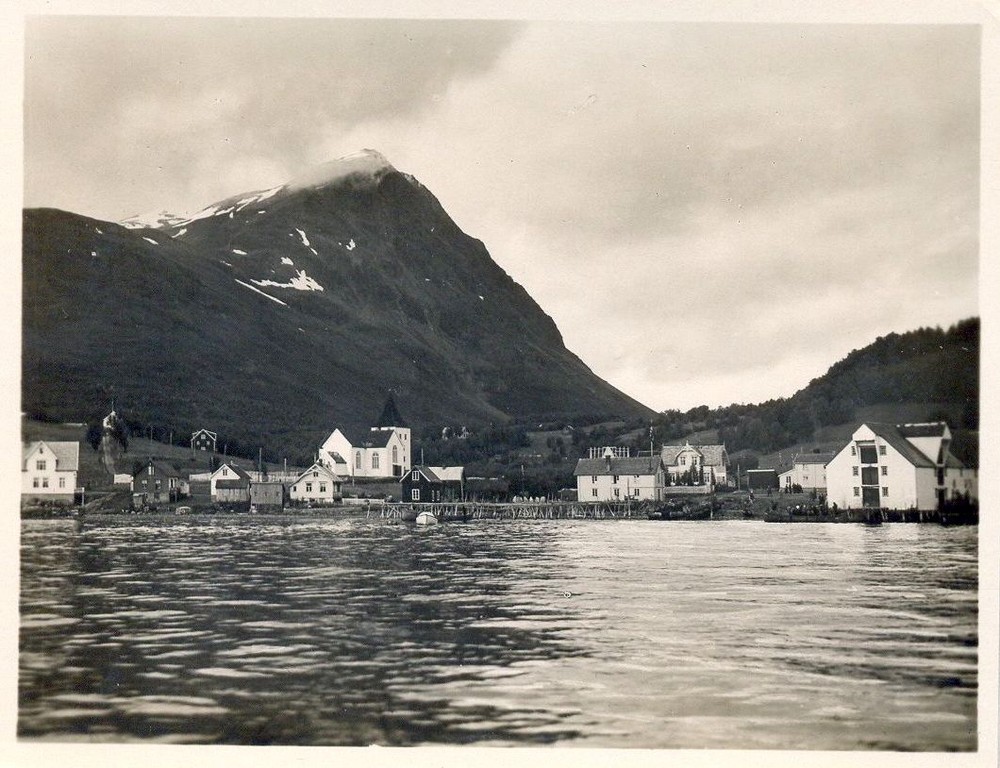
318;396;411;480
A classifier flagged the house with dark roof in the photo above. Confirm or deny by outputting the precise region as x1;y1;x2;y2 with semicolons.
401;466;464;503
777;452;836;492
574;449;664;502
22;440;79;504
826;422;961;511
318;396;411;479
190;428;217;452
131;459;188;505
210;462;251;503
660;442;729;487
288;463;343;505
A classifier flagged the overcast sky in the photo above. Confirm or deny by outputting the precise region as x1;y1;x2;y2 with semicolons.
21;9;983;412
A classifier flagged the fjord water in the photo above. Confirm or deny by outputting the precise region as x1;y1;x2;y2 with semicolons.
19;516;977;749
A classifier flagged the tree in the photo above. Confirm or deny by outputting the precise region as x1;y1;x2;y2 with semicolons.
86;423;102;451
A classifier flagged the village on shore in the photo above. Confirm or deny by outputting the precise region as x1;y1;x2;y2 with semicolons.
21;395;979;524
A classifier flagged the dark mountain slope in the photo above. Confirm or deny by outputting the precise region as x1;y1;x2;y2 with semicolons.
22;153;652;460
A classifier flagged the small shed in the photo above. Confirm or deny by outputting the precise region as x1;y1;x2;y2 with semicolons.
746;468;779;491
250;481;285;513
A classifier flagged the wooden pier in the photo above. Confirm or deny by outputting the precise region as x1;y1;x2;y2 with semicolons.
371;500;656;522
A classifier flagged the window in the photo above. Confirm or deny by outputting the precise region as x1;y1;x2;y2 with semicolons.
882;487;889;496
613;475;619;483
879;445;887;456
356;452;362;469
59;477;65;488
320;483;327;493
859;445;878;464
680;457;687;465
881;466;888;476
305;482;313;492
853;487;860;496
222;468;228;476
392;446;398;463
613;488;620;498
149;465;154;475
36;460;46;471
42;478;49;488
851;446;856;456
861;467;879;485
633;489;640;498
142;479;148;488
312;471;318;477
591;488;598;497
155;480;162;490
591;475;597;482
372;454;380;470
412;470;419;480
411;489;420;501
32;478;39;488
852;466;859;476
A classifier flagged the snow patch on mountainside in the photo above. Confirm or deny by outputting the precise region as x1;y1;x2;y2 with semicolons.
281;257;294;266
236;279;288;306
251;270;324;292
142;237;158;246
295;228;310;247
120;211;188;229
233;249;247;255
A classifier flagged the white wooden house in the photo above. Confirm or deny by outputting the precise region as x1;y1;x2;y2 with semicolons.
574;450;664;502
209;462;251;503
22;441;79;504
778;452;835;492
288;463;343;504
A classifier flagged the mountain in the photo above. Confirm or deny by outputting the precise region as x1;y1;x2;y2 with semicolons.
22;150;653;462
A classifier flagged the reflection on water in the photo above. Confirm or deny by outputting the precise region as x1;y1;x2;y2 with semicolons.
19;516;977;748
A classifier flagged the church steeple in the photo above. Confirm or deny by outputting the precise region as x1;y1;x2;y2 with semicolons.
373;394;406;429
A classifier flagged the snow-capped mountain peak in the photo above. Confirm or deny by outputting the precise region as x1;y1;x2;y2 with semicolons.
286;149;397;192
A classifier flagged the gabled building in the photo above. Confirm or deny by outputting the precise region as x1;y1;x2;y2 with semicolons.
401;466;465;503
318;396;411;479
574;449;664;502
288;463;343;504
826;422;957;511
210;462;251;503
778;452;836;492
660;442;729;487
190;429;217;452
131;459;188;505
22;441;79;504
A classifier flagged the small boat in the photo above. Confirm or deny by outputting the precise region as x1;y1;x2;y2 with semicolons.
415;510;439;526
